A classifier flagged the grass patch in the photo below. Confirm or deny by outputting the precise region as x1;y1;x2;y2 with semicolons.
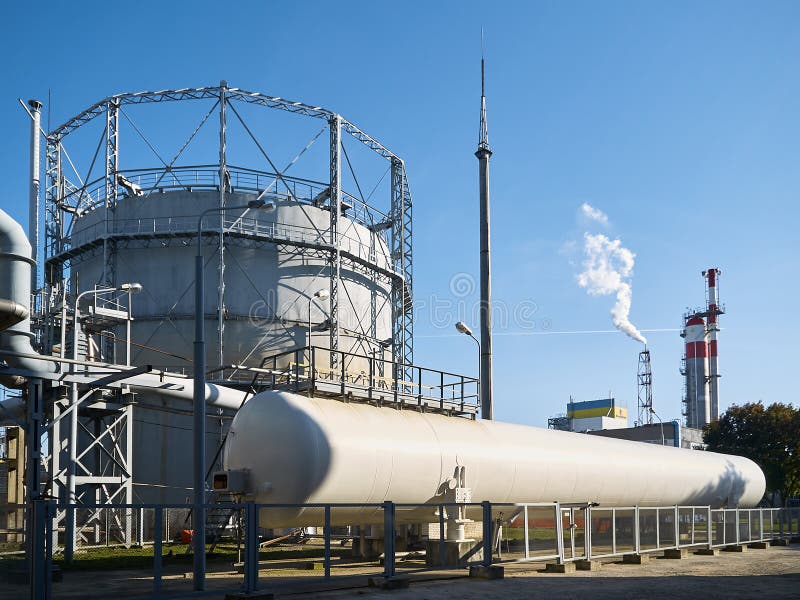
50;542;351;571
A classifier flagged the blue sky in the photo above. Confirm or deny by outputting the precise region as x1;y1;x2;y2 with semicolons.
1;1;798;426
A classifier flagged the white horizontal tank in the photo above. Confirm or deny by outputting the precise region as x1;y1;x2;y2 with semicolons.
223;391;766;526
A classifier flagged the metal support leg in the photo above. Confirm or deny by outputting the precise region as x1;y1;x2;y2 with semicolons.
30;499;54;600
244;502;258;592
324;505;331;579
383;501;395;578
482;501;493;567
153;507;163;598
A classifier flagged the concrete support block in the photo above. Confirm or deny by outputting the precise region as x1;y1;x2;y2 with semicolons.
225;592;276;600
622;553;650;565
771;538;789;546
424;539;482;567
352;533;407;559
545;562;576;573
663;548;689;559
723;544;747;552
694;548;720;556
748;541;769;549
469;565;505;579
575;559;601;571
368;575;410;590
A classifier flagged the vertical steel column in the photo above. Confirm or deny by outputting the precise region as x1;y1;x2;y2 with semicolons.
123;400;134;547
26;378;47;600
44;138;63;286
323;505;332;579
329;115;341;366
389;158;412;380
30;499;54;600
193;227;207;589
103;99;119;289
244;502;258;592
153;507;163;597
555;504;565;562
399;168;413;368
585;506;592;559
476;57;493;420
49;392;65;552
383;501;395;578
28;100;42;292
482;501;493;566
611;508;617;555
217;82;228;370
705;268;721;421
523;505;530;559
674;506;679;548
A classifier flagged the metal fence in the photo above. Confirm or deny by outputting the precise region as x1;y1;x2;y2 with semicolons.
5;500;799;600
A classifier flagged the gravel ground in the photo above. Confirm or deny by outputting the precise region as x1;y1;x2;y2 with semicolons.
304;546;800;600
4;544;798;598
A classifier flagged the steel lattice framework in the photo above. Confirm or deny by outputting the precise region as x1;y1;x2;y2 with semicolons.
38;84;414;557
43;82;414;368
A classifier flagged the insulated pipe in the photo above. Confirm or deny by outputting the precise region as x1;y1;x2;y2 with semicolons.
0;298;28;330
223;391;766;527
0;351;246;425
28;99;42;292
0;208;57;376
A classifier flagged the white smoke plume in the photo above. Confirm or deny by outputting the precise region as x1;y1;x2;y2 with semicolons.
577;232;647;344
580;202;609;225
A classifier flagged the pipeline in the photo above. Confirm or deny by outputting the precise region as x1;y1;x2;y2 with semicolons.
0;209;245;423
0;208;58;376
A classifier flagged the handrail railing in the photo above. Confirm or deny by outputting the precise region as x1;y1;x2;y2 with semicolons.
219;345;480;412
58;164;389;229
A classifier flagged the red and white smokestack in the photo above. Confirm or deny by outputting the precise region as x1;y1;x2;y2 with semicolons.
704;268;721;422
684;315;711;428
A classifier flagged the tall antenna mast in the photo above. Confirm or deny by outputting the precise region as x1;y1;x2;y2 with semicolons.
478;29;490;151
476;30;493;419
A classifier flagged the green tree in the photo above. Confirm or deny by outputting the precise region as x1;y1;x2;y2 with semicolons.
704;402;800;507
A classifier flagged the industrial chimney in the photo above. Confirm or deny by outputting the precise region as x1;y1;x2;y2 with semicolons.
703;268;723;422
682;315;711;428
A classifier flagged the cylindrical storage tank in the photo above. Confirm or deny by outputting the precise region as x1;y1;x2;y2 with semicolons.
684;315;710;428
69;190;393;371
223;391;766;526
67;189;393;503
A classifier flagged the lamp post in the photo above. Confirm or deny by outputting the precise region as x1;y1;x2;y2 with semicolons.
308;289;330;348
66;282;141;562
649;407;666;446
455;321;481;406
193;199;273;589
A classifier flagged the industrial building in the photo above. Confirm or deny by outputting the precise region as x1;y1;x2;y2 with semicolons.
547;397;628;432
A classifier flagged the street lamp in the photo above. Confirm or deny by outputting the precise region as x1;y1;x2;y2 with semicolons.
649;407;666;446
455;321;481;405
65;282;142;562
308;289;330;348
193;198;274;588
120;283;143;365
